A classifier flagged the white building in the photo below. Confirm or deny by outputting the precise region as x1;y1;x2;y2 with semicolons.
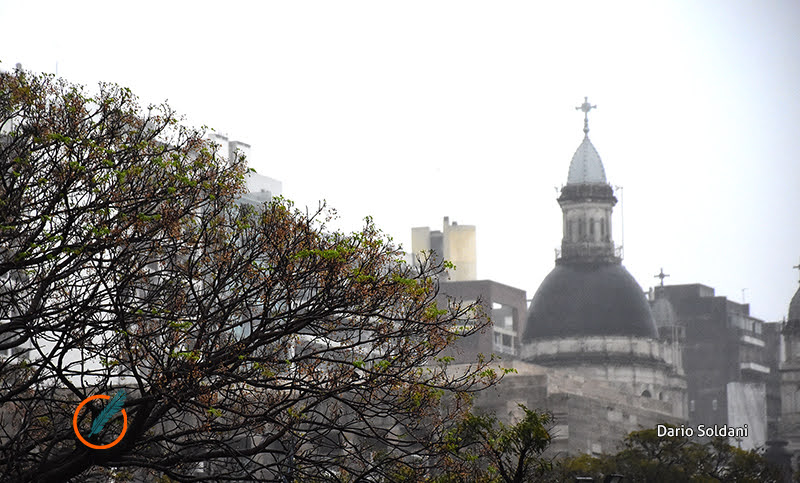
207;132;283;205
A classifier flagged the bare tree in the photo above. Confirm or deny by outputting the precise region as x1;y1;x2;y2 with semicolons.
0;69;496;482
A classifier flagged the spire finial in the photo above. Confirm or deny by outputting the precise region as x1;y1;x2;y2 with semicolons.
575;96;597;135
654;267;670;288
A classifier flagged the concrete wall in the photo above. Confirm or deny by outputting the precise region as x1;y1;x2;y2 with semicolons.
410;217;476;281
410;227;431;254
727;381;767;450
442;218;476;281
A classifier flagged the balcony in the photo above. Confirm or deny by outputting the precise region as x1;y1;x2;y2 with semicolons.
739;362;770;375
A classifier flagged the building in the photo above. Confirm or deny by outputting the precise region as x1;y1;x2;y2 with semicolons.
520;98;686;419
764;320;784;440
780;273;800;461
410;216;517;358
475;358;686;457
649;283;774;450
412;217;476;281
208;132;283;205
441;99;687;456
436;279;527;360
241;170;282;206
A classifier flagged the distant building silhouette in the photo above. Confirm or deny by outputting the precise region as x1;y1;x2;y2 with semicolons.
411;217;476;281
649;283;775;450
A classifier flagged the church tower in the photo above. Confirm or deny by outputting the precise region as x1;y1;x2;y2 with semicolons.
558;97;619;264
520;98;686;419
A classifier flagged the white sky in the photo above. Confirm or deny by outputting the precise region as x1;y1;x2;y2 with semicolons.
3;1;799;322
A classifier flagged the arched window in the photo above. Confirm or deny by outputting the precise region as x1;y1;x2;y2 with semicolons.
567;219;572;241
600;218;605;238
641;390;651;398
589;218;595;238
578;218;584;239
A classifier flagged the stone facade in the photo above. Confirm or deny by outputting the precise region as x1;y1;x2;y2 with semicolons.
474;360;685;456
521;336;687;421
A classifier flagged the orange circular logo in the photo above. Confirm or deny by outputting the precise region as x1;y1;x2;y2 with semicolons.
72;394;128;449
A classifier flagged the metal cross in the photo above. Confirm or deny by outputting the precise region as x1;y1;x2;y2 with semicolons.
794;259;800;283
575;96;597;135
654;267;670;287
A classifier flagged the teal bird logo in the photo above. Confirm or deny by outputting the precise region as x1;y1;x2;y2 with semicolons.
89;390;127;436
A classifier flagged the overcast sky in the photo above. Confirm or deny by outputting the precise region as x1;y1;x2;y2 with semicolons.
3;1;799;322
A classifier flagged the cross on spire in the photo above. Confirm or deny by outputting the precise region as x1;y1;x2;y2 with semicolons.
794;259;800;283
654;267;670;287
575;96;597;135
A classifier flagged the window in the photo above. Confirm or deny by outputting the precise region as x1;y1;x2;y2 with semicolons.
589;218;594;237
641;390;651;398
689;400;695;412
712;399;718;411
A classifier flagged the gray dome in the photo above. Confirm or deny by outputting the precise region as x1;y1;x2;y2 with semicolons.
651;297;677;327
567;136;607;185
523;262;658;342
790;285;800;322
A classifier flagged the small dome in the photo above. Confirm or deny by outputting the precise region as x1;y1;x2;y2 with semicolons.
790;285;800;322
651;296;678;327
523;263;658;342
567;136;607;185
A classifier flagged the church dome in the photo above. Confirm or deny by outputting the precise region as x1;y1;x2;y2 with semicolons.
651;296;678;328
567;136;607;185
789;285;800;322
522;263;658;342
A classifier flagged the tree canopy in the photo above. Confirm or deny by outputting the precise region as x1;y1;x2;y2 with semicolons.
552;426;784;483
0;67;497;482
436;404;553;483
